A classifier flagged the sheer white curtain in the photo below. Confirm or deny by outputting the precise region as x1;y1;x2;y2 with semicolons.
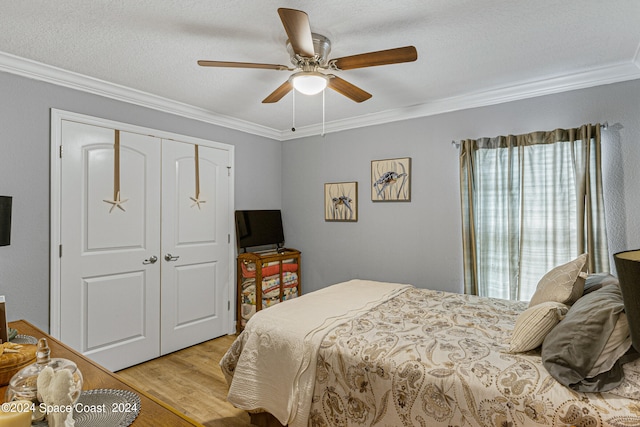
459;124;609;301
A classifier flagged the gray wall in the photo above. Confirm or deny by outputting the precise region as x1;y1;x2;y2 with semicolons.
282;79;640;294
2;68;639;332
0;71;282;331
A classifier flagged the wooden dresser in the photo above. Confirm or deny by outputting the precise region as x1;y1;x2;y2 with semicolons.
237;248;301;331
1;320;203;427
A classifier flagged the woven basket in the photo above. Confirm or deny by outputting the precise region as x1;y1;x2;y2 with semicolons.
0;344;36;386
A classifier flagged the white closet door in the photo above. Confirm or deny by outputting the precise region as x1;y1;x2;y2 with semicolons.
60;120;161;371
160;140;230;354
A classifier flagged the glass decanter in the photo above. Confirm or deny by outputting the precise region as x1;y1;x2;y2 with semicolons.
5;338;83;421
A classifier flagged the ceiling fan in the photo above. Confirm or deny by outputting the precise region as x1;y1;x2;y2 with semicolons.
198;8;418;104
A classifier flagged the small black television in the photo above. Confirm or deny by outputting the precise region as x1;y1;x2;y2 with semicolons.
235;210;285;251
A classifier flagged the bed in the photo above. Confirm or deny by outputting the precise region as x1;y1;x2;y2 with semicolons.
221;274;640;427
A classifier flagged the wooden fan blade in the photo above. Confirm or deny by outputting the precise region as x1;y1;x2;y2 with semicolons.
198;60;290;71
262;80;293;103
331;46;417;70
327;75;372;103
278;8;315;58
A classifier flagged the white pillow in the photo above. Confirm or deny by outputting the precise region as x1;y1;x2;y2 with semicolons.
529;253;589;307
508;301;569;353
587;313;632;378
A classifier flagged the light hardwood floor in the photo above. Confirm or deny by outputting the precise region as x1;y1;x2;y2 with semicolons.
117;334;255;427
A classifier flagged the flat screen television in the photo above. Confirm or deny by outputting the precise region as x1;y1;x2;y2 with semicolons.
235;210;285;251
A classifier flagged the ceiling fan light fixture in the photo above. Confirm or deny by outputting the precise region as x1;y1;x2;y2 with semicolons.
291;72;328;95
199;8;417;104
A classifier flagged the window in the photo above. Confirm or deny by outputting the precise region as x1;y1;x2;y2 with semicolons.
459;124;608;301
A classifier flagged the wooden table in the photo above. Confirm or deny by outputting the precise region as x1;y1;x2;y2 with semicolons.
2;320;203;427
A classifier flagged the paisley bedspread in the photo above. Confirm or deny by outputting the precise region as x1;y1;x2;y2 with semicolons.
222;282;640;427
308;288;640;427
221;280;411;427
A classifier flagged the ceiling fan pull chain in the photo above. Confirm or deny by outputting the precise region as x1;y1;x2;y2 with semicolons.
322;89;325;137
291;89;296;132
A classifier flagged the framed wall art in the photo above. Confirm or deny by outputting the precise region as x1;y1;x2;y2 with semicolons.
324;182;358;222
371;157;411;202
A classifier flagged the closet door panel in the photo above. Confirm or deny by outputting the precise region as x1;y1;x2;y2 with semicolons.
84;272;146;349
161;140;230;354
59;120;161;371
174;262;217;324
85;144;147;249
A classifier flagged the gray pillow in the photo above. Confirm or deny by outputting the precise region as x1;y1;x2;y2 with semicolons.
582;272;619;295
541;285;635;392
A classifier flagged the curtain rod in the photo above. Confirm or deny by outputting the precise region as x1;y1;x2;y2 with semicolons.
451;122;608;149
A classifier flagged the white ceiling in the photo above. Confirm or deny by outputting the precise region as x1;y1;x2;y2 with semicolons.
1;1;639;140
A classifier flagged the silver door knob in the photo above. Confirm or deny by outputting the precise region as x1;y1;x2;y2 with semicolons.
143;255;158;265
164;253;180;262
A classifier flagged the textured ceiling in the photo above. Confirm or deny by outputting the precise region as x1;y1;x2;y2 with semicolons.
0;0;639;139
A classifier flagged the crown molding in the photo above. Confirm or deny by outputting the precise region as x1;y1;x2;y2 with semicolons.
0;51;281;140
1;50;639;142
280;60;640;140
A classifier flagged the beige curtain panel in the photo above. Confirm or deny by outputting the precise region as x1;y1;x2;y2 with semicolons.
459;124;608;300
